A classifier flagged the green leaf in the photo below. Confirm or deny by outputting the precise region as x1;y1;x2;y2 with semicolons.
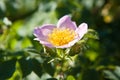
18;58;32;78
103;66;120;80
19;58;43;78
4;0;39;20
0;59;16;79
85;50;98;61
43;60;55;76
85;29;99;40
67;75;75;80
69;43;81;56
80;69;100;80
23;71;41;80
44;47;56;57
32;59;43;77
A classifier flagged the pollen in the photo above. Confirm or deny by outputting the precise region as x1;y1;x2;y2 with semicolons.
48;28;76;46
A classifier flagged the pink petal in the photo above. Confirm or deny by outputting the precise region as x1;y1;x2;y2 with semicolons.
40;41;54;48
76;23;88;39
57;15;77;30
33;24;56;48
33;24;55;41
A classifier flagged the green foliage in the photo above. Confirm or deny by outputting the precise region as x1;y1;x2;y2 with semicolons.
67;75;75;80
0;0;120;80
0;59;16;79
103;66;120;80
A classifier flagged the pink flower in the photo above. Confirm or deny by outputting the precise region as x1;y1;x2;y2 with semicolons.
33;15;88;48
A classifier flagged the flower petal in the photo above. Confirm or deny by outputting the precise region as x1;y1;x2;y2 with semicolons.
57;15;77;30
40;41;54;48
76;23;88;39
33;24;55;41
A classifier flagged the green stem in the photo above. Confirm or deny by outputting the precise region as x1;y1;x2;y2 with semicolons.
55;48;67;80
56;48;63;59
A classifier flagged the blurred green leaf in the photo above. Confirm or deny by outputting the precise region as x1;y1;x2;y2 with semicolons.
43;60;55;76
25;47;40;54
40;73;51;80
21;37;32;49
32;59;42;77
0;59;16;79
23;71;41;80
18;58;43;78
67;75;75;80
18;58;32;78
47;78;57;80
80;69;100;80
85;50;98;61
85;29;99;40
103;66;120;80
69;44;81;56
4;0;39;20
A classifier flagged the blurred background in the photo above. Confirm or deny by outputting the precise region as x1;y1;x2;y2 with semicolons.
0;0;120;80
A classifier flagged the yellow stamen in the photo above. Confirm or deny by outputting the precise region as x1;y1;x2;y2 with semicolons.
48;28;76;46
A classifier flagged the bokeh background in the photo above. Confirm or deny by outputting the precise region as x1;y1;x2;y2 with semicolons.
0;0;120;80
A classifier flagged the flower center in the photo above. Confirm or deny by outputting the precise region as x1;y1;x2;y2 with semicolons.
48;28;76;46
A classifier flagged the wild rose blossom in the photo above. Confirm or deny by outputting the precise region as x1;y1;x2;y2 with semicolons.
33;15;88;48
